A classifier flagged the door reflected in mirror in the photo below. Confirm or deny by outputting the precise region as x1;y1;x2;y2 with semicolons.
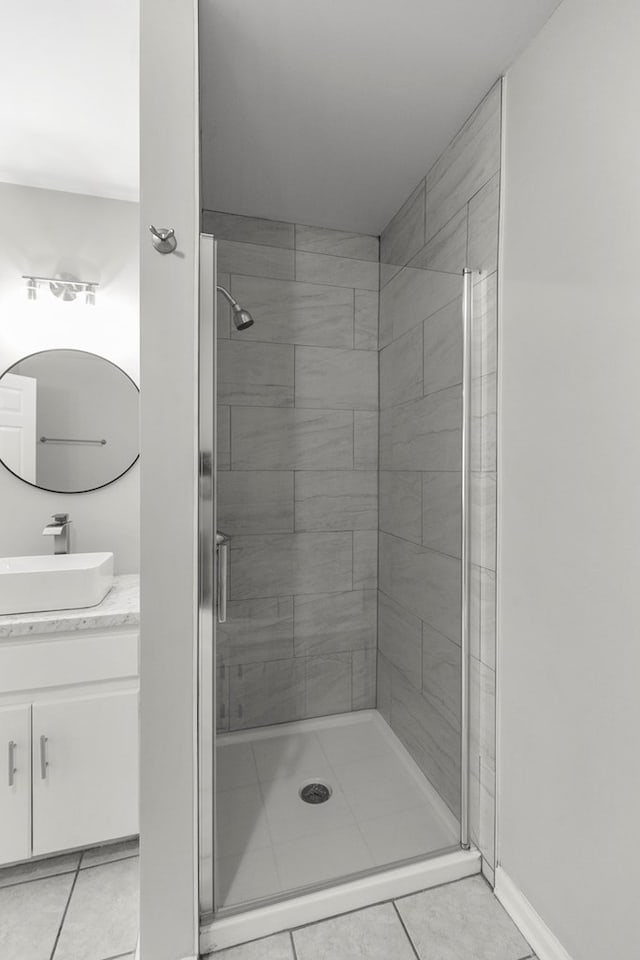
0;348;139;493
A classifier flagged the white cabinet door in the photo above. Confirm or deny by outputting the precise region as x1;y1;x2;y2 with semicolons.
0;704;31;865
32;690;139;856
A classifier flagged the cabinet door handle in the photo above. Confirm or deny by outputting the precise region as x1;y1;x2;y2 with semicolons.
8;741;16;787
40;735;49;780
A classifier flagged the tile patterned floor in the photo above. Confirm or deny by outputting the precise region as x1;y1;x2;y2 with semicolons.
0;838;139;960
215;711;459;909
210;876;536;960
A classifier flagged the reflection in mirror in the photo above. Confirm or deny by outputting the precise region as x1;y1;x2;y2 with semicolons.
0;349;139;493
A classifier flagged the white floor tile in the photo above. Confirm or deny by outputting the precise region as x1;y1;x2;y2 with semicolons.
358;804;458;866
316;718;396;766
216;847;282;907
261;776;356;844
216;741;259;792
293;902;416;960
274;825;373;891
396;875;532;960
0;873;73;960
53;857;139;960
252;732;329;782
215;931;294;959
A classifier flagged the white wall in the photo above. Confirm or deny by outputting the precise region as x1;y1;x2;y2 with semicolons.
499;1;640;957
139;0;199;957
0;182;139;572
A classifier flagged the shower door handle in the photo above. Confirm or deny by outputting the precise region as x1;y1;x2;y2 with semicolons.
216;531;231;623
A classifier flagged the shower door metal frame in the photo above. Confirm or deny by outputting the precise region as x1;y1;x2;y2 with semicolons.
198;232;217;919
460;267;474;851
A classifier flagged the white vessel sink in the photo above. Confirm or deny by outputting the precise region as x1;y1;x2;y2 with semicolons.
0;552;114;616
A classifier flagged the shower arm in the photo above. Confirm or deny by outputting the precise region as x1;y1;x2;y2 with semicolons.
216;284;239;309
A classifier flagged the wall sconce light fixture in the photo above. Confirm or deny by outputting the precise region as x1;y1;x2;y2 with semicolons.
22;273;99;306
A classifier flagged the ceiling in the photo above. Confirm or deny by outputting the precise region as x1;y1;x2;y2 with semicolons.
201;0;564;234
0;1;563;226
0;0;138;202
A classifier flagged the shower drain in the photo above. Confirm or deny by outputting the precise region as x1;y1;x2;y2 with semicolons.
299;781;332;804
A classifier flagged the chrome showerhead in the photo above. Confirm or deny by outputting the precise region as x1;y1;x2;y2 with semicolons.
217;284;255;331
231;303;255;331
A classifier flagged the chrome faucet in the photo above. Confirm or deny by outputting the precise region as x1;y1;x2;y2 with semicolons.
42;513;72;555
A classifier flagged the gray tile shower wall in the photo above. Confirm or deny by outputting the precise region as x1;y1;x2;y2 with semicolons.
203;210;379;732
377;81;500;875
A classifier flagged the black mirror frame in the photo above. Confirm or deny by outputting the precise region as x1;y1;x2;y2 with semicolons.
0;348;140;495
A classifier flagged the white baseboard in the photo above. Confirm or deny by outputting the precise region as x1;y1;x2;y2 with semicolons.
494;868;574;960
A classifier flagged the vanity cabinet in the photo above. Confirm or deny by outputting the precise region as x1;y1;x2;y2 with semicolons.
0;623;139;867
32;690;138;856
0;704;31;864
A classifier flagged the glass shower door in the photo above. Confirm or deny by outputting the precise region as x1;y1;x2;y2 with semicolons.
200;227;474;917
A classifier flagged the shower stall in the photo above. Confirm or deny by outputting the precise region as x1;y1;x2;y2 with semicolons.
196;142;499;944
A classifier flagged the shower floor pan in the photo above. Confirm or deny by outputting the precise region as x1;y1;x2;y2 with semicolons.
203;710;480;952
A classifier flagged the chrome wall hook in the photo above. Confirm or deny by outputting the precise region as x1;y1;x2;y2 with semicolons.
149;225;177;254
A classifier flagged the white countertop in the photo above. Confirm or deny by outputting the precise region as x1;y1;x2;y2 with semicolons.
0;574;140;639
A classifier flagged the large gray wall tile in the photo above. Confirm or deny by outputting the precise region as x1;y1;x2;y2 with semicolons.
472;271;497;380
217;597;294;665
422;623;461;729
304;654;352;717
378;533;460;643
230;659;305;729
467;172;500;276
219;340;294;408
230;532;352;599
295;251;378;291
391;386;461;472
353;530;378;590
217;269;231;338
218;405;231;470
423;298;463;396
410;207;467;275
218;471;294;535
390;666;460;817
230;276;353;347
471;472;496;570
295;224;378;262
472;374;496;471
380;325;423;409
218;239;295;280
295;470;377;531
354;289;378;350
294;590;376;655
217;665;229;731
422;471;461;558
295;347;377;410
354;411;378;470
379;264;460;347
352;648;376;709
380;179;426;268
231;407;353;470
426;82;501;242
379;471;422;543
378;591;422;686
203;210;294;248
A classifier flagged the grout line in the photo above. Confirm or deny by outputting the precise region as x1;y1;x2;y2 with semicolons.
391;900;422;960
289;929;299;959
48;855;82;960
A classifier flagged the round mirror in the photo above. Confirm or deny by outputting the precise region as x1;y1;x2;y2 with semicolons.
0;349;139;493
